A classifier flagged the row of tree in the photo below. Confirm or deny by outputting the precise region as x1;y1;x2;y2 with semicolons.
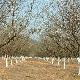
38;0;80;58
0;0;80;58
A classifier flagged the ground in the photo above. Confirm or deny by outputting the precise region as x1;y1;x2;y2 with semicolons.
0;58;80;80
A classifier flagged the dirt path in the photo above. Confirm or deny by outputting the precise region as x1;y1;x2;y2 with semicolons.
0;59;80;80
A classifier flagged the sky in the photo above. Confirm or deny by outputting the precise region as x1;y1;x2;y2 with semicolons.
23;0;59;41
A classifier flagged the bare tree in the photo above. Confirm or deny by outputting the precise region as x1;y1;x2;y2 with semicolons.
0;0;37;56
40;0;80;58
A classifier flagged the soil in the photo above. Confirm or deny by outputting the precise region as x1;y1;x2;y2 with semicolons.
0;58;80;80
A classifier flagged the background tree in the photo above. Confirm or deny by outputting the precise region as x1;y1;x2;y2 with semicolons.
0;0;37;56
39;0;80;58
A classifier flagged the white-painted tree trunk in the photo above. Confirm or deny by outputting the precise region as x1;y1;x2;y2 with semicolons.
63;58;66;69
77;57;80;64
7;55;8;58
46;57;49;61
78;66;80;75
19;57;22;62
16;59;18;63
11;59;13;65
12;56;14;59
23;57;25;61
3;57;5;60
52;58;54;64
21;56;24;61
68;58;70;63
24;57;25;61
2;56;4;60
77;57;80;75
43;57;46;61
8;56;10;59
4;54;6;60
5;54;6;58
6;58;8;67
58;57;60;65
